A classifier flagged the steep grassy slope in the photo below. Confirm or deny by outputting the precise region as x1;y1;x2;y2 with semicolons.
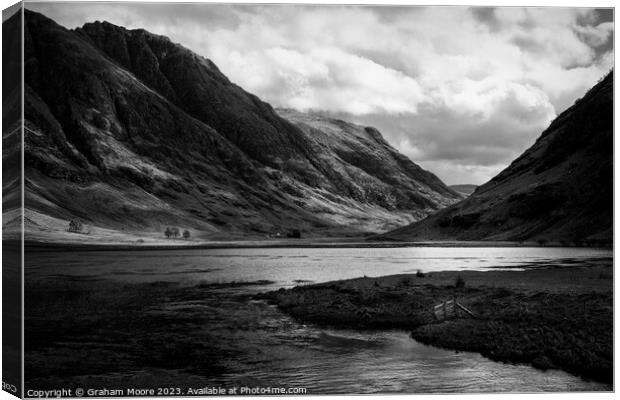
18;10;460;241
277;109;461;227
379;72;613;244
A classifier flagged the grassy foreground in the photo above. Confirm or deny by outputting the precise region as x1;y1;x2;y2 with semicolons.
259;265;613;383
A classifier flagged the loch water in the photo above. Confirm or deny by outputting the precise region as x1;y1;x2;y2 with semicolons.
25;246;612;393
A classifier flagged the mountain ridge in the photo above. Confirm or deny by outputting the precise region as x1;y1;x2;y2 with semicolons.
13;9;462;242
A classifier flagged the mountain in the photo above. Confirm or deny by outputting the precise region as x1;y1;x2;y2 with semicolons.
378;71;613;245
449;184;477;197
16;10;461;242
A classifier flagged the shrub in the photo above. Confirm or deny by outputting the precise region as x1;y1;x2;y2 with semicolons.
416;270;425;278
183;230;190;239
287;229;301;238
67;219;83;233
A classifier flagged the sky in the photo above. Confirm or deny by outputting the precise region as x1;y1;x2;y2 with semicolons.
26;2;614;185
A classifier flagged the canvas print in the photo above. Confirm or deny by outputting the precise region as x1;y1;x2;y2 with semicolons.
1;1;614;396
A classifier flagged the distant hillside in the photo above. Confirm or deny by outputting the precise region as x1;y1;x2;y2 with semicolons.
449;185;477;196
12;10;461;242
378;71;613;245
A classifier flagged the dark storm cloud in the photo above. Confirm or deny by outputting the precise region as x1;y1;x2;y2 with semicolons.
470;7;501;32
596;8;614;23
574;10;614;58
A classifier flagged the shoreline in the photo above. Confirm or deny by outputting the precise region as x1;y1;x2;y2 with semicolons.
258;265;613;384
16;238;613;252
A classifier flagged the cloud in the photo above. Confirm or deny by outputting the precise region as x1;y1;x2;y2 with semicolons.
26;3;613;185
244;47;425;115
575;21;614;47
330;80;556;185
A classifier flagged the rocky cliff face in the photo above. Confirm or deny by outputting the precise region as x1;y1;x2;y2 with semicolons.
19;10;460;240
379;71;613;245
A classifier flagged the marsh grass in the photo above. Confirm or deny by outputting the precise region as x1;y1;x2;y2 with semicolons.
261;266;613;383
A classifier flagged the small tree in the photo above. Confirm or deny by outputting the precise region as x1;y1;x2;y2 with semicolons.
183;230;190;239
68;218;83;233
171;227;180;238
164;227;172;238
287;229;301;238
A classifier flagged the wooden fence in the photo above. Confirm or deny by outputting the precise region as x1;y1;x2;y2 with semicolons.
433;298;477;321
